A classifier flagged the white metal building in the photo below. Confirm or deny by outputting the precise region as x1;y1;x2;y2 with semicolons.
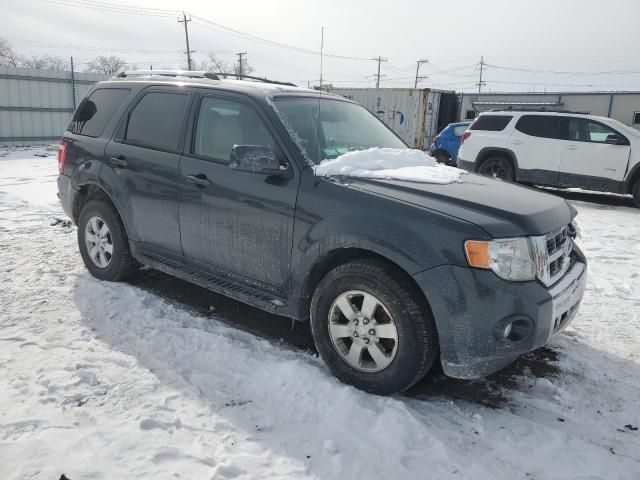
459;91;640;130
0;66;108;146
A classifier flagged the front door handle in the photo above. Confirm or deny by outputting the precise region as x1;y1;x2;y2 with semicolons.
511;139;523;145
565;145;578;151
108;155;128;168
186;174;212;187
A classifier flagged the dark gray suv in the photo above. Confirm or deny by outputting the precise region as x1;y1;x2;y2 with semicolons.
57;71;587;395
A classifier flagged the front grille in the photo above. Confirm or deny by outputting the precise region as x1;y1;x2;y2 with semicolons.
531;225;573;287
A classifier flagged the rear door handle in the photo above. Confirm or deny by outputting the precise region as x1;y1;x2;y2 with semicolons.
186;174;212;187
565;145;578;151
108;155;128;168
511;139;523;145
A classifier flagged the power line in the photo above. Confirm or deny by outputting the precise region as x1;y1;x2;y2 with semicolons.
485;63;640;76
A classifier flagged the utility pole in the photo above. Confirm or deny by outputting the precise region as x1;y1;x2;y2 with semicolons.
477;56;486;94
372;56;387;88
414;58;428;88
178;12;194;71
236;51;247;79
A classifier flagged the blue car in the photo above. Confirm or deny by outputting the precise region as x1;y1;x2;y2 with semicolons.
428;121;471;166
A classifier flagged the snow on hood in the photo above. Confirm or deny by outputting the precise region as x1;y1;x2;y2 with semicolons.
313;148;465;184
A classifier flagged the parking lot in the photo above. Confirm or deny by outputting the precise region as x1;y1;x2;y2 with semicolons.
1;147;639;479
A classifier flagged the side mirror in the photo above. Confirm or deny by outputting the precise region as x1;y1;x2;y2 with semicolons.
605;134;627;145
229;145;290;178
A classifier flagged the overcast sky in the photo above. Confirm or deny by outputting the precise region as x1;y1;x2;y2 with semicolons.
2;0;640;92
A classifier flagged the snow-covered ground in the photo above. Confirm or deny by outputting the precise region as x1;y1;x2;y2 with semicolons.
1;147;639;480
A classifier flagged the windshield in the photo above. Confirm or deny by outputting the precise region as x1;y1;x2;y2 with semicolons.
270;97;407;165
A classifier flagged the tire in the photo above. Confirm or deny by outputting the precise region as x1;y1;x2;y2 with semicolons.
434;151;450;165
77;199;138;281
478;156;515;181
632;179;640;208
310;259;438;395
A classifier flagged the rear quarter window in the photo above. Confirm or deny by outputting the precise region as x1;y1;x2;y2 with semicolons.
68;88;130;137
469;115;513;132
515;115;562;139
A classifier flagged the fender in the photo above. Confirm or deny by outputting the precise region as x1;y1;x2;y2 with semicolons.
624;160;640;193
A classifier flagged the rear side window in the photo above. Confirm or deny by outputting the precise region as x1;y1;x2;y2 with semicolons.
469;115;513;131
452;125;468;136
515;115;562;139
125;92;189;151
69;88;130;137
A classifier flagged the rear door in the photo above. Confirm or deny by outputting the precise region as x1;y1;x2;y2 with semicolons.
557;117;631;185
178;91;299;289
508;115;563;184
102;87;192;254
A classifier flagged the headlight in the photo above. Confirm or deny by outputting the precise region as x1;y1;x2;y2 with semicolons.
465;237;536;281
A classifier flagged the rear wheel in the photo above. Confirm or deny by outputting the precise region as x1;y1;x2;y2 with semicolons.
77;199;138;281
434;151;450;165
310;259;438;395
632;179;640;208
478;156;515;181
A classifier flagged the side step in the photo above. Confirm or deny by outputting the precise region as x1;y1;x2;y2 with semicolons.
136;251;305;320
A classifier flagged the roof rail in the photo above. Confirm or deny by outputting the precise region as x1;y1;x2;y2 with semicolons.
488;107;588;114
207;73;297;87
114;70;219;80
113;70;297;87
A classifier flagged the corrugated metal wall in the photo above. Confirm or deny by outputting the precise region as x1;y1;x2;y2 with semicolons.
0;66;109;146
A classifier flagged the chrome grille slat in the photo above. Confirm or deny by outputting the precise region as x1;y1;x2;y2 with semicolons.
530;225;573;287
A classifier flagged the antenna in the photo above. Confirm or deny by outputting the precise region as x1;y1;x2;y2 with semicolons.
315;26;324;170
319;27;324;89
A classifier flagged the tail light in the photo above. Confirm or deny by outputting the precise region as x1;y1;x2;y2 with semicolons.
58;140;68;173
460;131;471;145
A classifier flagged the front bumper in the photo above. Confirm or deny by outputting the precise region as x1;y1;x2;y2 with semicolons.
413;248;587;379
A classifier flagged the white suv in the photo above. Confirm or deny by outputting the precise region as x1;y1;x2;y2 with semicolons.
457;111;640;207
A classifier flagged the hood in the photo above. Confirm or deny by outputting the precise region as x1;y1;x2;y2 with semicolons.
339;173;575;238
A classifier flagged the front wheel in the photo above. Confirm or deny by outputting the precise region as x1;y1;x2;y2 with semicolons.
478;156;515;181
310;260;438;395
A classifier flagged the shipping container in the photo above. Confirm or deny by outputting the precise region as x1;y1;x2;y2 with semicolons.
325;87;459;149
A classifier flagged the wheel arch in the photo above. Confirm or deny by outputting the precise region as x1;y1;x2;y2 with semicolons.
476;147;519;174
625;161;640;194
302;247;432;316
73;182;133;242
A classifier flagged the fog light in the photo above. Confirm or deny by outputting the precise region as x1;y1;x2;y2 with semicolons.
502;322;513;339
493;316;533;343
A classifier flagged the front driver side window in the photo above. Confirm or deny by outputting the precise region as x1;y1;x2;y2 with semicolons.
194;97;276;162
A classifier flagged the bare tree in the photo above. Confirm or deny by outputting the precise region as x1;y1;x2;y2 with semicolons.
85;55;127;75
21;55;69;71
196;53;233;77
0;37;20;67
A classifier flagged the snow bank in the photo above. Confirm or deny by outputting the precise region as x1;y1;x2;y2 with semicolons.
314;148;465;184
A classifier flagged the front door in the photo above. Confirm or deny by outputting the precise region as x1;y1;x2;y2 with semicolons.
103;88;191;254
178;92;299;289
558;117;631;185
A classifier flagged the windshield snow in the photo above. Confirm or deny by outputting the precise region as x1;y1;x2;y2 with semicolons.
314;148;466;184
270;97;406;164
